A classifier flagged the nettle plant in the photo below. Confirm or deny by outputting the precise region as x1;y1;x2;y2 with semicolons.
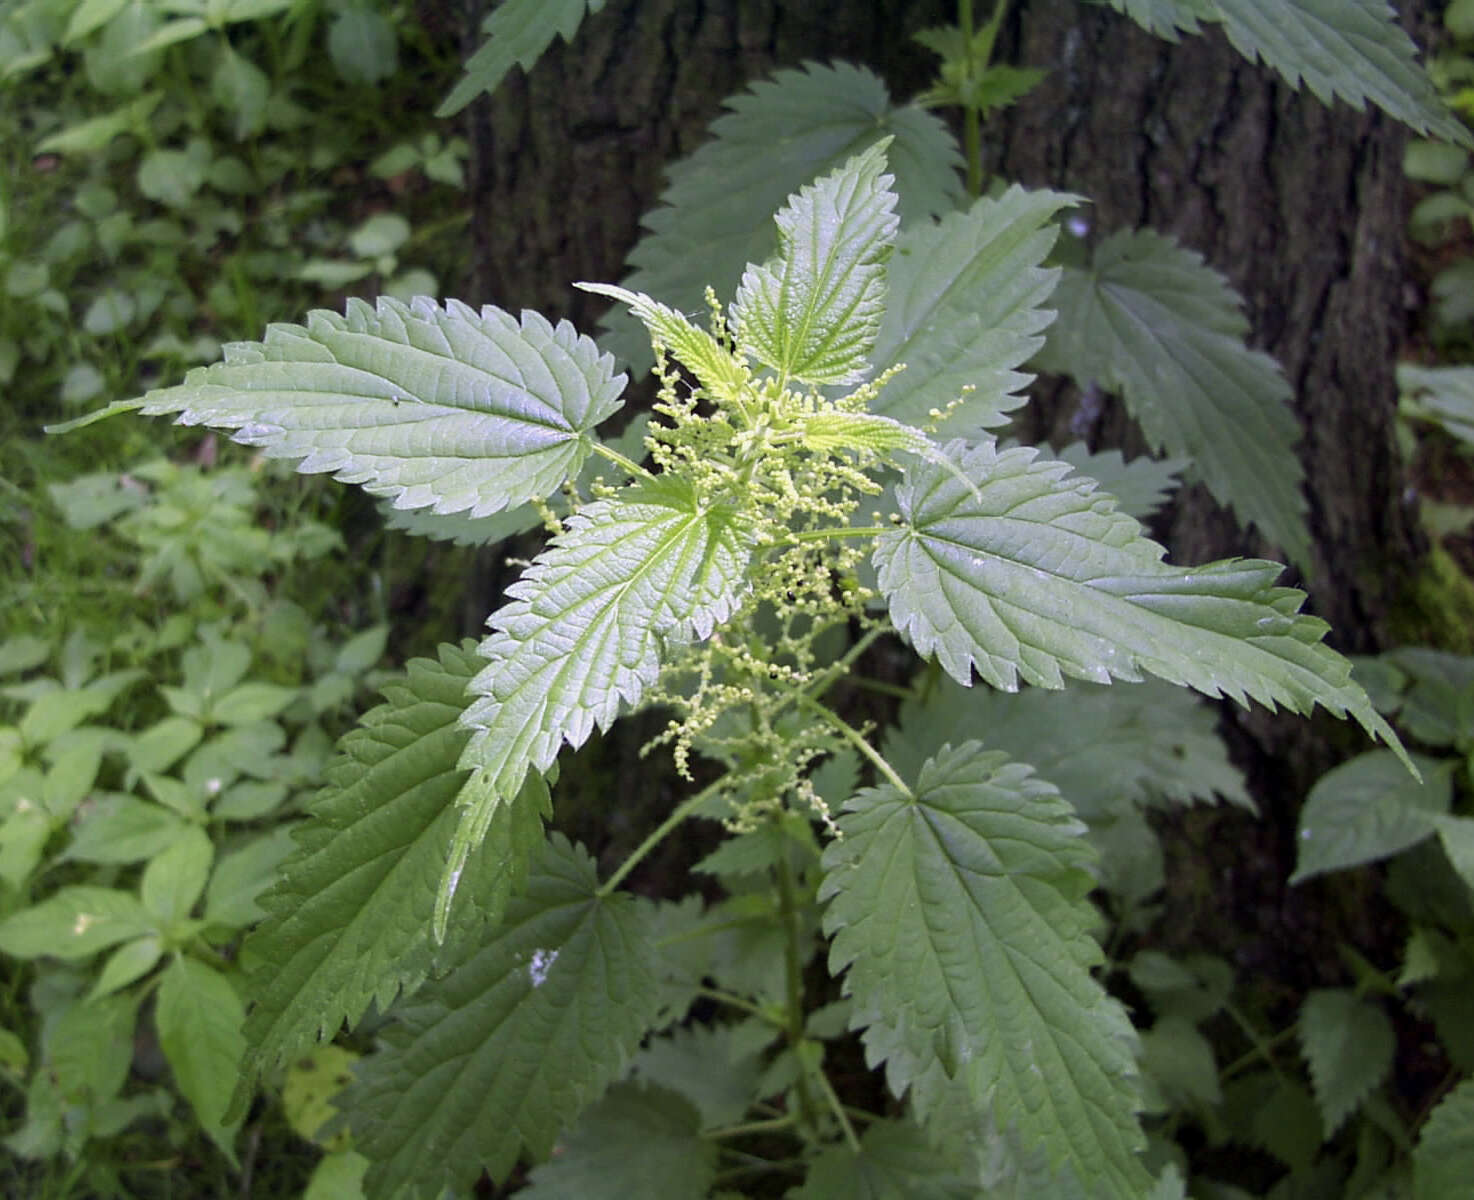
79;139;1416;1197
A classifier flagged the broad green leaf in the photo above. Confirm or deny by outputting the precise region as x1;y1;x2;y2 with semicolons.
874;440;1402;763
819;743;1150;1199
731;140;898;385
460;475;755;802
90;934;164;999
238;643;547;1092
1434;814;1474;894
886;675;1250;824
343;835;665;1197
792;1117;977;1199
156;957;245;1164
136;296;625;519
1413;1078;1474;1200
1298;989;1393;1136
1211;0;1469;145
868;187;1074;434
46;991;138;1103
628;1024;766;1129
602;62;963;370
1138;1016;1222;1110
0;886;155;959
64;0;129;42
1038;230;1309;564
140;826;213;925
211;41;269;139
438;0;605;116
1399;363;1474;450
327;6;397;87
520;1083;716;1199
1051;443;1187;520
1290;750;1451;884
304;1151;369;1200
203;825;297;929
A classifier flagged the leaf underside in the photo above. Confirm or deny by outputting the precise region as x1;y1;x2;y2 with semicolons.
1037;230;1310;565
601;61;964;370
1104;0;1468;145
140;296;625;519
820;743;1151;1199
344;835;664;1199
868;186;1074;434
237;642;549;1095
874;439;1400;763
460;475;756;801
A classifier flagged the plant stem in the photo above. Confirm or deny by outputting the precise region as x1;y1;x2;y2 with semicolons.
786;685;912;797
597;775;725;896
775;838;819;1129
590;441;653;480
811;1058;863;1153
702;1114;797;1140
960;0;983;197
1219;1006;1296;1082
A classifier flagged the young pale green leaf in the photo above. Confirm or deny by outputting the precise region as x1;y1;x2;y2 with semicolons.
868;187;1075;434
874;440;1403;764
237;642;549;1093
792;1117;977;1199
343;835;665;1198
520;1083;717;1199
156;957;246;1165
459;475;756;801
1038;231;1309;564
1290;750;1450;884
602;62;964;370
137;296;625;519
575;283;749;398
819;744;1150;1199
886;675;1250;824
1298;988;1394;1135
730;139;898;385
1413;1078;1474;1200
437;0;605;116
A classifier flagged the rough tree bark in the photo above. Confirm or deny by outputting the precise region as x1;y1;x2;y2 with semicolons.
451;0;1443;972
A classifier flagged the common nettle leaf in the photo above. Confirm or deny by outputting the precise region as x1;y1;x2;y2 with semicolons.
819;744;1151;1199
886;675;1250;823
237;642;549;1093
1413;1078;1474;1200
874;440;1402;762
791;1117;977;1199
1103;0;1467;144
343;835;665;1198
1037;230;1310;565
868;187;1074;434
1298;988;1394;1135
602;61;964;369
136;296;625;520
731;139;898;386
437;0;605;117
1050;443;1187;520
520;1083;717;1199
459;474;756;803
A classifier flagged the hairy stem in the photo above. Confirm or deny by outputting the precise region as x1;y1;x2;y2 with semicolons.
775;836;819;1129
597;775;726;896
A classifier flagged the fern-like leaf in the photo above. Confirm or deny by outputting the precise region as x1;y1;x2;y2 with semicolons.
459;475;756;801
1037;230;1309;565
819;743;1151;1198
601;62;964;369
343;834;664;1198
730;139;898;385
868;186;1074;434
139;297;625;519
873;440;1404;763
437;0;605;117
235;642;549;1095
